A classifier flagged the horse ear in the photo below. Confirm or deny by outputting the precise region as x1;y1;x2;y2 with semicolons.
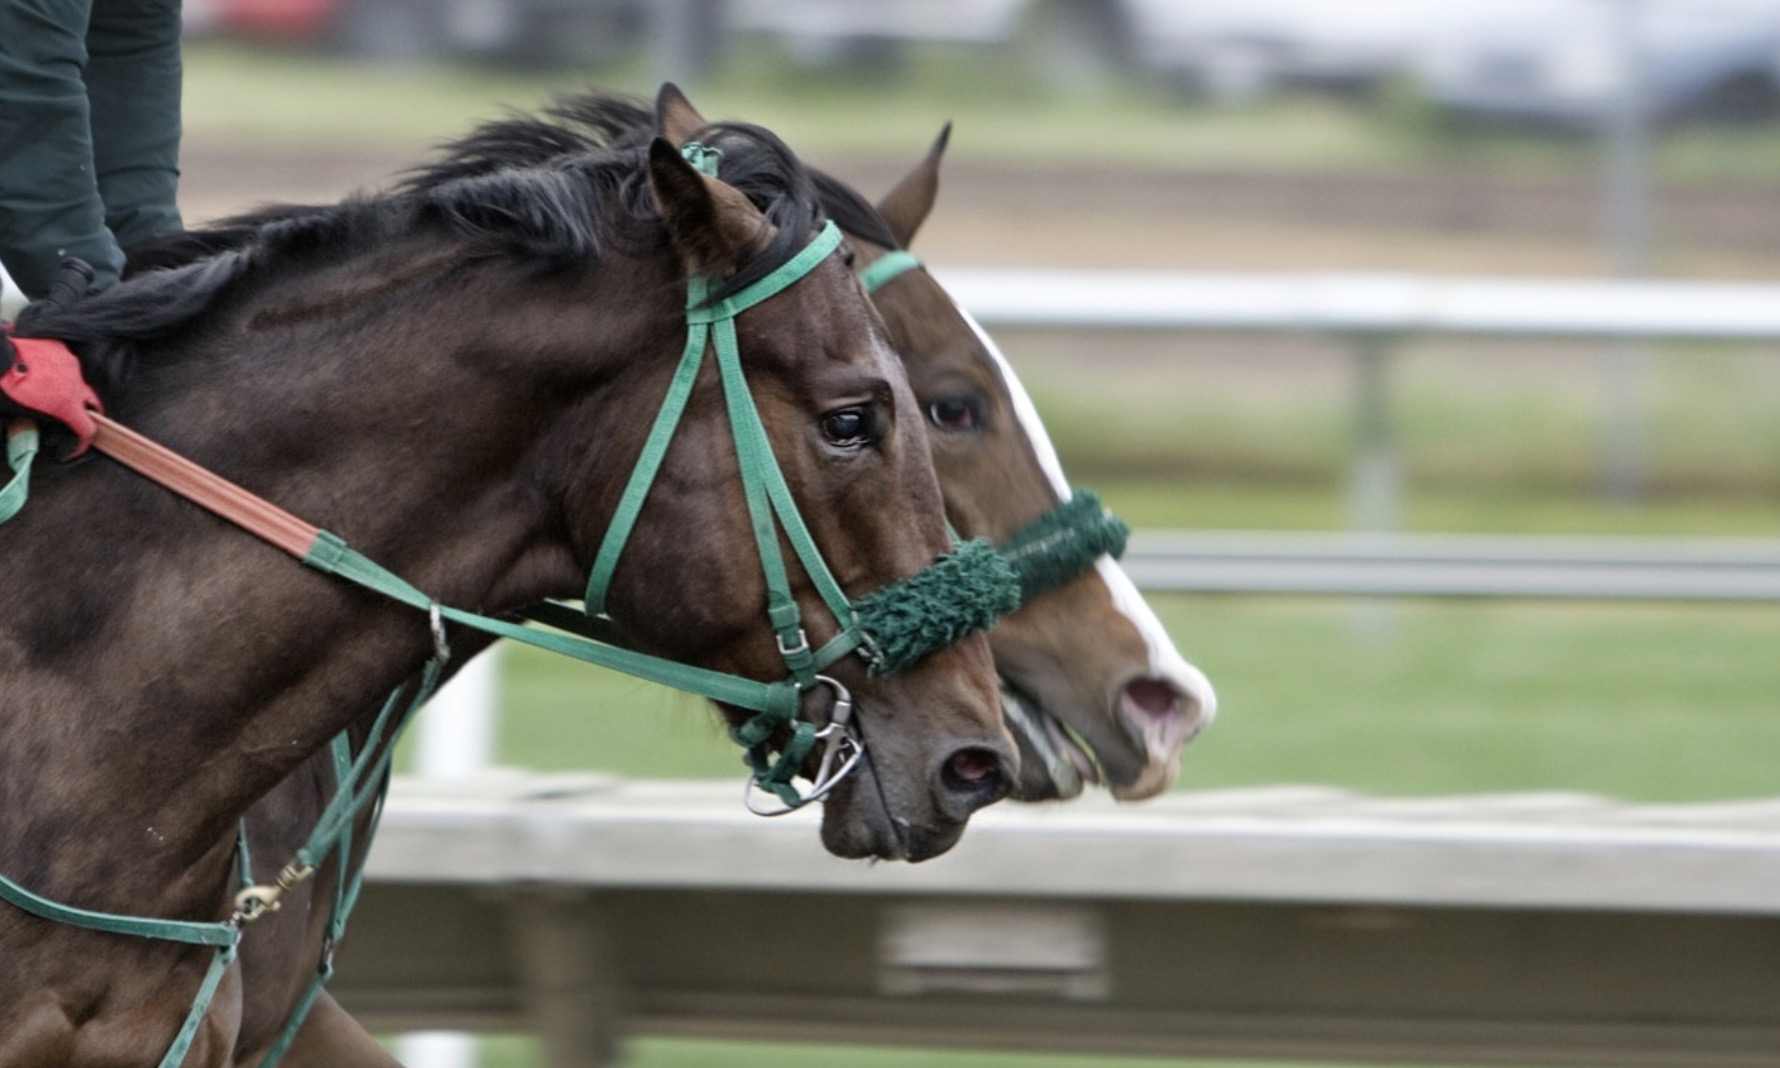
875;123;951;249
656;82;708;147
647;137;770;274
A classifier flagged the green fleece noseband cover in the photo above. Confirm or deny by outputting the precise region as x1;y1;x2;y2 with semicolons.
997;490;1129;601
852;537;1022;675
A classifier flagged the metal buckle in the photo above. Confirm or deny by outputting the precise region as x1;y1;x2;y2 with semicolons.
230;861;316;925
853;629;886;674
744;675;866;816
776;627;810;659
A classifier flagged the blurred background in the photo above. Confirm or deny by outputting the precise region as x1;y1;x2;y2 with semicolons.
119;0;1780;1064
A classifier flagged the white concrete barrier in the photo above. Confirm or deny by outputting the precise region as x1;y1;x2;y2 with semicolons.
335;776;1780;1068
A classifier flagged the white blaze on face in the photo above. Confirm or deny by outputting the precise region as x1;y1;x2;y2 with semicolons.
954;306;1218;731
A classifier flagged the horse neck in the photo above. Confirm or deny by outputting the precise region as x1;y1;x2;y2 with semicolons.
0;251;665;905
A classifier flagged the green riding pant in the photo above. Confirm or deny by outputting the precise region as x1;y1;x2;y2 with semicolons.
0;0;183;299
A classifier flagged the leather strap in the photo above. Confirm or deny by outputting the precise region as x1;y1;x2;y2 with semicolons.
91;413;320;558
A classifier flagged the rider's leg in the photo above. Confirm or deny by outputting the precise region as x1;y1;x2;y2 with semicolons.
0;0;122;299
85;0;184;265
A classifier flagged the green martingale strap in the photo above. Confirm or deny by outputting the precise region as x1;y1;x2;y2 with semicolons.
0;421;38;524
158;944;240;1068
288;659;441;879
0;871;237;948
996;489;1130;600
250;731;378;1068
0;864;241;1068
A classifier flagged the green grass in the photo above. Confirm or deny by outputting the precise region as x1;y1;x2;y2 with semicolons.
458;589;1780;804
477;1036;1366;1068
1010;334;1780;527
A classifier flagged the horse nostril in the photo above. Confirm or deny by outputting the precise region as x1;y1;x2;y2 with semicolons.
941;746;1010;805
1123;677;1183;722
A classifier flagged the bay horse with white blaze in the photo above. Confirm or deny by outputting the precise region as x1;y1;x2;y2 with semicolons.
0;88;1016;1066
825;127;1216;801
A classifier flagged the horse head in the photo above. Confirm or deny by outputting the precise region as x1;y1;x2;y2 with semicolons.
582;106;1019;858
839;127;1217;801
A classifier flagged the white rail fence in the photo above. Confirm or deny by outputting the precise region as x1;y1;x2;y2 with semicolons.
1122;530;1780;601
942;268;1780;533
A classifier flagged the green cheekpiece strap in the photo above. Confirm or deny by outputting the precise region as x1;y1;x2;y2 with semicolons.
582;313;708;616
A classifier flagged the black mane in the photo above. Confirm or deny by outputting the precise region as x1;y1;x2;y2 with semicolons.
19;89;841;397
403;91;900;254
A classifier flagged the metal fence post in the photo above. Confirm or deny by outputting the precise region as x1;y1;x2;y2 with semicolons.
509;892;626;1068
1347;332;1401;535
1345;332;1401;638
1602;0;1650;501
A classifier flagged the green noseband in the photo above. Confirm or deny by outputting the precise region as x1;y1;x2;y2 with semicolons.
997;489;1129;600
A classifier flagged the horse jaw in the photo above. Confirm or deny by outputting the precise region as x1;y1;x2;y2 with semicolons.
990;580;1216;802
1094;556;1217;801
944;305;1216;802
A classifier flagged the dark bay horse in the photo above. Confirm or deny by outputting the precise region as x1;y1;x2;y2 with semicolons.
0;89;1015;1066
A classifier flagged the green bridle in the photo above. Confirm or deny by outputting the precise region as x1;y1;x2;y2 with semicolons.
548;144;1025;811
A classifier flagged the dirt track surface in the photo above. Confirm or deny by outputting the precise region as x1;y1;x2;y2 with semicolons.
180;139;1780;278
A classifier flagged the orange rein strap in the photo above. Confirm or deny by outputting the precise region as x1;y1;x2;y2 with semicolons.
90;412;321;559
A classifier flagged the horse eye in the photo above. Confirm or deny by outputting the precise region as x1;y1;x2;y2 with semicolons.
820;406;873;448
927;396;982;431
